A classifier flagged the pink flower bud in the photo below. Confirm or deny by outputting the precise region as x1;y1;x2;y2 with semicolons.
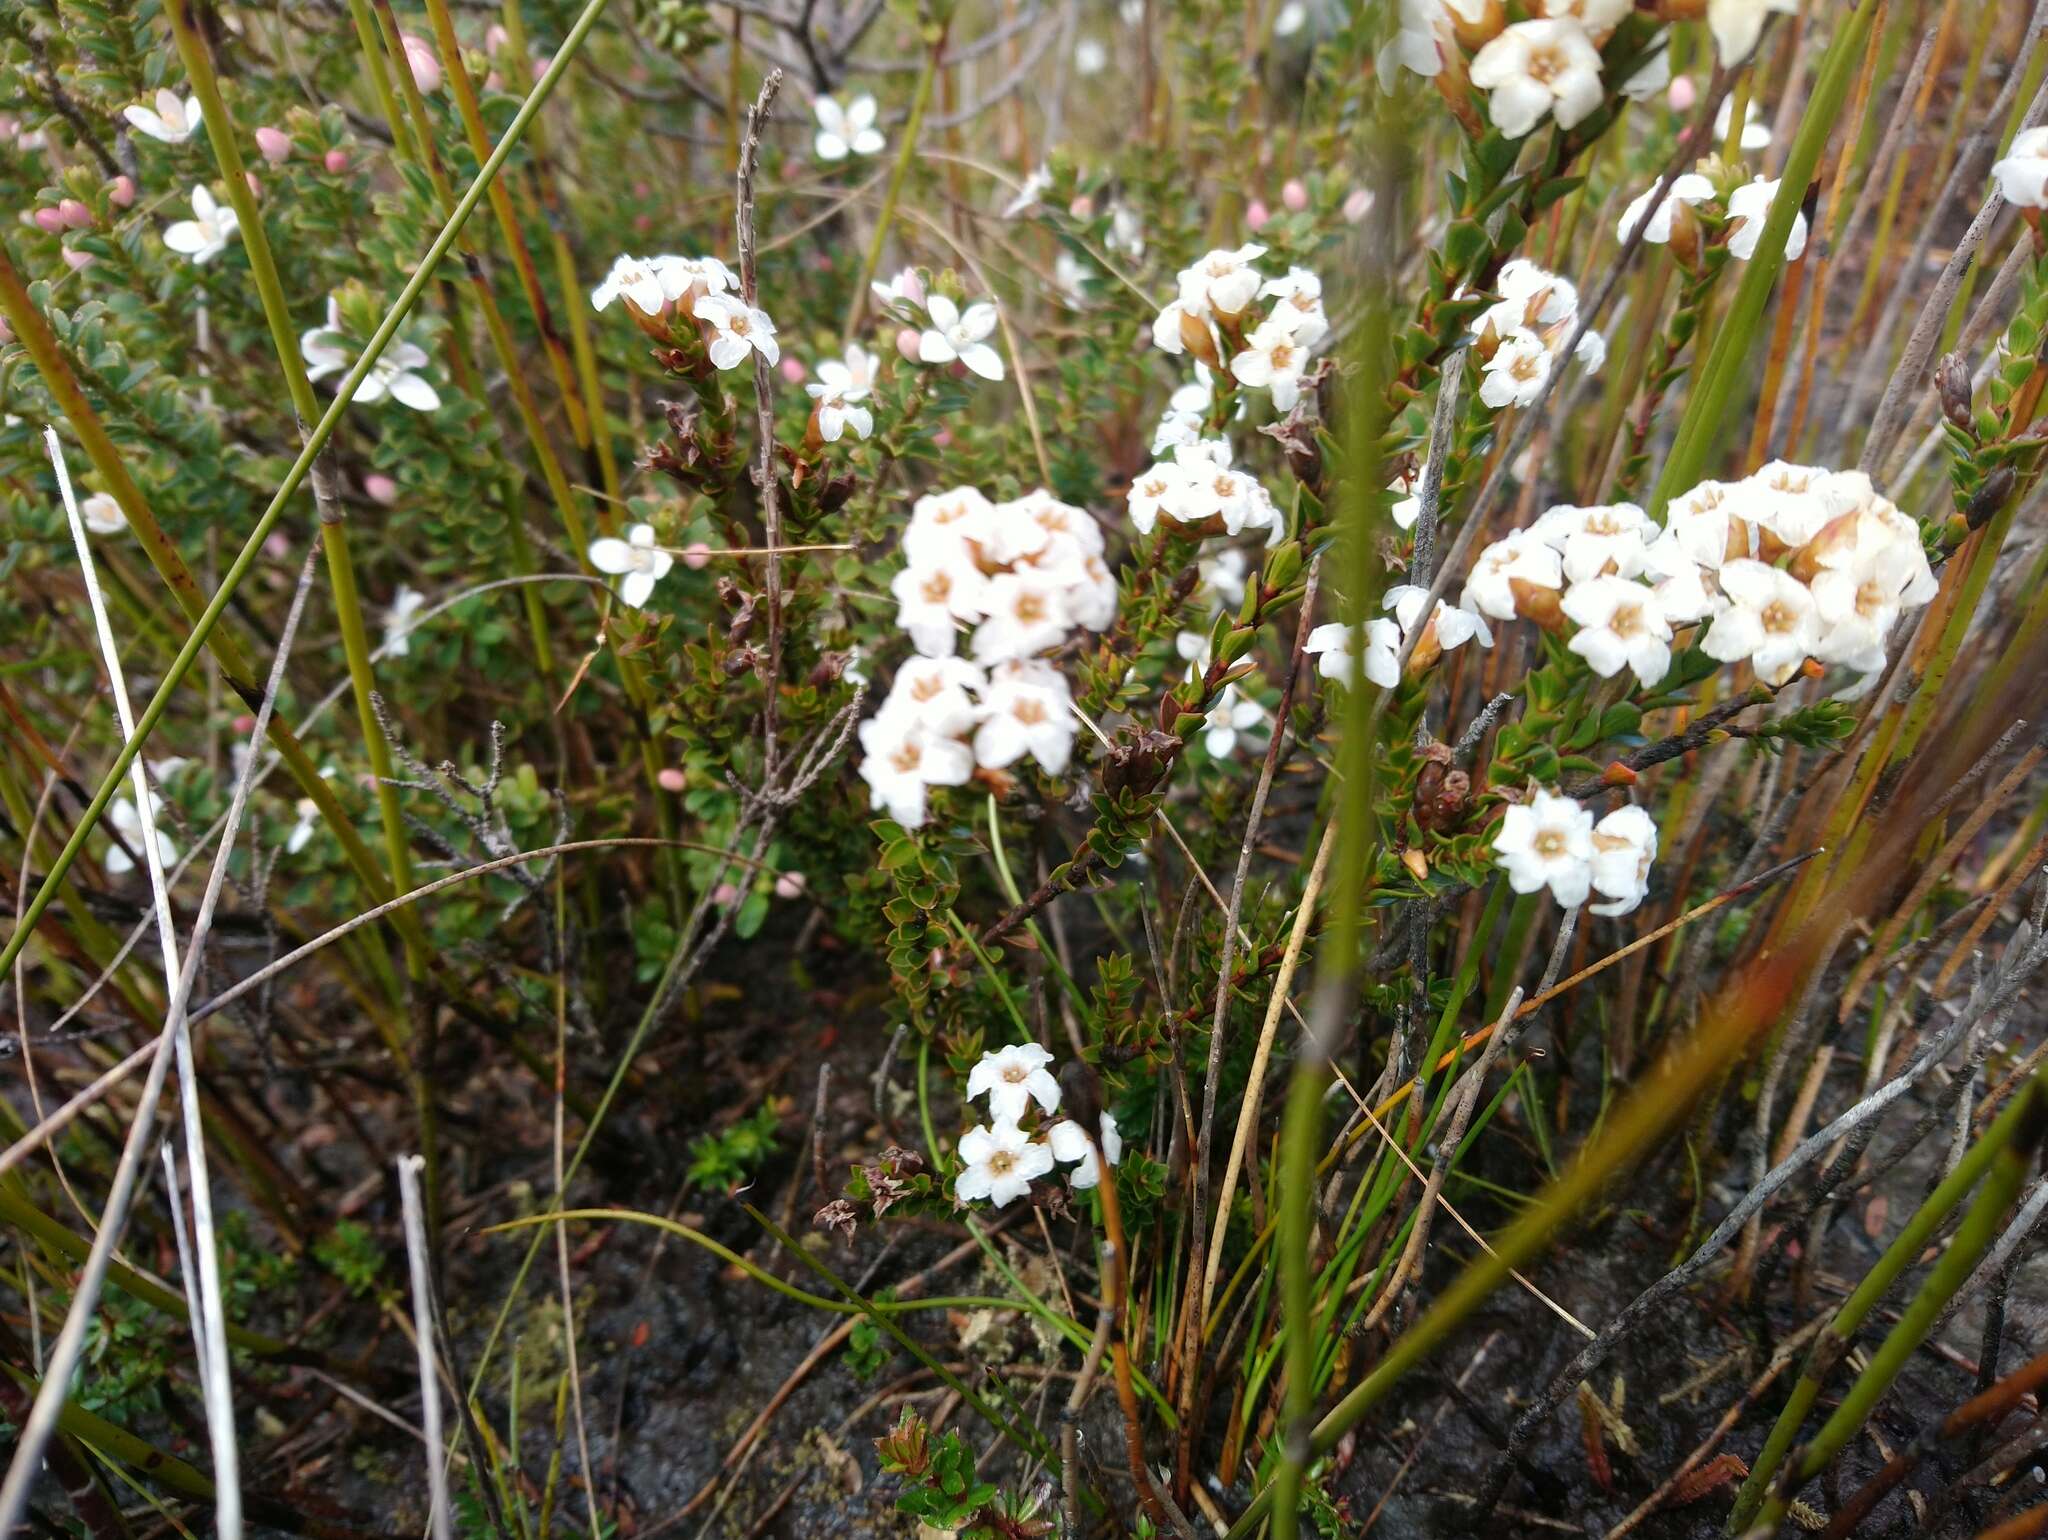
1342;187;1373;224
363;473;400;506
1667;75;1697;112
32;207;63;233
779;355;807;384
774;871;806;900
485;72;504;92
682;542;712;570
255;126;291;164
231;714;256;734
109;176;136;208
1245;199;1270;232
264;531;291;559
932;426;953;449
484;23;510;51
1282;178;1309;212
245;170;262;198
0;314;12;342
61;246;93;271
633;180;652;199
1069;193;1095;220
896;326;922;362
0;117;17;142
657;767;687;792
633;213;652;235
712;882;741;907
324;147;350;174
58;198;91;229
400;33;443;94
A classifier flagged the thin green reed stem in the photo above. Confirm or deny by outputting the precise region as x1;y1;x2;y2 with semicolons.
346;0;418;162
844;23;945;343
165;0;423;969
1730;1067;2047;1529
1752;1070;2044;1530
0;0;620;982
1649;0;1881;514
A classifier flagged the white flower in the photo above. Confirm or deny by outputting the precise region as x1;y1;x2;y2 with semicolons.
653;253;738;305
1706;0;1797;67
1494;788;1596;907
300;297;440;410
1588;804;1657;917
1177;245;1267;319
1621;41;1672;101
1202;684;1265;757
1048;1112;1123;1189
1201;548;1250;609
974;659;1077;774
904;486;997;566
1305;618;1402;688
285;798;320;855
1617;173;1715;246
1054;251;1092;305
1259;266;1330;344
870;266;926;317
1380;0;1451;80
123;89;201;144
1487;258;1580;333
954;1120;1055;1207
1074;37;1108;73
1532;501;1653;583
857;708;975;828
1715;95;1773;151
1575;328;1608;375
1561;574;1673;686
806;345;877;442
1726;177;1809;263
383;584;427;655
884;654;985;738
1274;0;1308;36
1230;318;1313;410
162;185;239;265
1642;529;1723;624
105;792;177;876
590;254;667;314
1702;557;1817;683
1002;164;1053;218
966;1043;1062;1123
918;295;1004;380
588;523;676;609
79;492;125;535
1479;329;1553;409
1807;521;1936;669
891;545;989;657
813;93;884;160
1469;19;1605;140
695;292;780;369
1541;0;1631;34
972;569;1071;663
1993;126;2048;210
1464;529;1564;621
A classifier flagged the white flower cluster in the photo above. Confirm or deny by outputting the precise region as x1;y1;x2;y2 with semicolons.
1126;438;1283;544
1495;789;1657;915
1151;247;1330;413
955;1044;1122;1207
590;253;780;370
871;270;1007;382
1304;583;1492;690
859;488;1115;828
1384;0;1789;128
1475;258;1605;410
1618;173;1809;263
1993;126;2048;211
1462;464;1937;691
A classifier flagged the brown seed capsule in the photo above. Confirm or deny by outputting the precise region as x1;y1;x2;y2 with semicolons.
1936;351;1975;433
1968;464;2017;530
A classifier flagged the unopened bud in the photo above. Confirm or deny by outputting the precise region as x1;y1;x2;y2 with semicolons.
1936;352;1974;433
1968;464;2016;530
1509;577;1564;632
1178;308;1222;368
1400;847;1430;883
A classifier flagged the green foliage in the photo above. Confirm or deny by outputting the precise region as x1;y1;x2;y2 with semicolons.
687;1102;782;1192
314;1220;386;1300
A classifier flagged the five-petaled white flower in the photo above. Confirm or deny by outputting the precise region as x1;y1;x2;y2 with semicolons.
1230;318;1312;410
806;343;877;442
954;1120;1056;1208
918;294;1004;380
967;1043;1063;1123
300;298;441;410
1561;574;1673;687
695;292;780;369
1702;557;1817;684
974;659;1078;774
590;254;668;315
1305;619;1403;688
105;792;178;877
1201;684;1266;758
1480;329;1554;409
1469;19;1605;140
383;584;427;655
588;523;676;610
813;93;884;161
80;492;125;535
1589;804;1657;917
857;708;975;828
1726;177;1809;263
1048;1113;1123;1189
1992;126;2048;210
1494;787;1596;907
1464;529;1565;622
163;185;239;265
124;88;201;144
